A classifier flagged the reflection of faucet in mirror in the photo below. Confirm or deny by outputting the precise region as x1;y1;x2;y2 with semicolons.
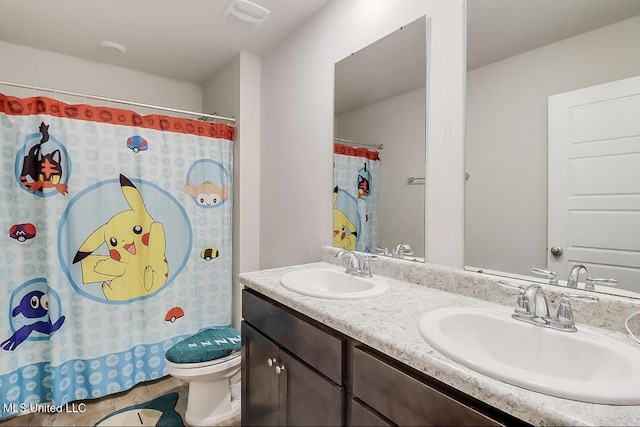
393;243;413;259
376;247;389;256
567;264;587;289
531;267;558;286
533;265;621;292
585;277;619;292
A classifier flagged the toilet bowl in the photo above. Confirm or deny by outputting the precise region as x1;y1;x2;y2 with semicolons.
165;328;242;426
166;352;241;426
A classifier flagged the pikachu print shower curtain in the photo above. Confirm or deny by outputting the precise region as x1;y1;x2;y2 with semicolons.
333;143;380;253
0;93;234;417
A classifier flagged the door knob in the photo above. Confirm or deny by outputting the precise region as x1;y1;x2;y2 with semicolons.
275;365;286;375
267;358;276;367
550;246;563;257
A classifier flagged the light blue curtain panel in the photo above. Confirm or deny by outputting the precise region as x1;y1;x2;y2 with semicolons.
0;93;234;417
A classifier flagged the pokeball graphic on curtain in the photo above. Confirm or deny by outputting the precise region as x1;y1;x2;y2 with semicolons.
9;223;37;244
126;135;149;153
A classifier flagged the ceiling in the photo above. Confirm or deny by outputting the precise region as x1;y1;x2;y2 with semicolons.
0;0;331;84
1;1;639;87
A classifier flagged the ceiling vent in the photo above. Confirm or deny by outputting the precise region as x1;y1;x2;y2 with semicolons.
224;0;270;28
99;41;127;55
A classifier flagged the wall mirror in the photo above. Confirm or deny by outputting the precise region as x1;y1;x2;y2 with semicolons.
465;0;640;298
333;16;427;261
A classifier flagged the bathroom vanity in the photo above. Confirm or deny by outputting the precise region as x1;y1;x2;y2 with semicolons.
241;288;519;426
239;251;640;426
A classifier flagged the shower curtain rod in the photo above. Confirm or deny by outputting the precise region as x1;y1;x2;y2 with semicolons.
334;137;384;150
0;80;236;124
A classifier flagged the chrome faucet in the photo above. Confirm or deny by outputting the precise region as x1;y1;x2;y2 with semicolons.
498;280;598;332
392;243;413;259
567;264;587;288
335;249;377;278
521;284;550;322
335;249;359;275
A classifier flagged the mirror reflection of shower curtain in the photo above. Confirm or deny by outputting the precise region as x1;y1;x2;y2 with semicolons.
333;143;380;253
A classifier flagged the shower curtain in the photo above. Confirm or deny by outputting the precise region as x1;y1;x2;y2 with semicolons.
0;93;234;417
333;143;380;253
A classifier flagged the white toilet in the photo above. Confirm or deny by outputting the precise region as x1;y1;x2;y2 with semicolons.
165;328;241;426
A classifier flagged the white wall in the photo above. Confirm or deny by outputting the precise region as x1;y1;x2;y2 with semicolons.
204;53;262;328
336;87;426;258
465;15;640;275
0;41;202;114
260;0;466;269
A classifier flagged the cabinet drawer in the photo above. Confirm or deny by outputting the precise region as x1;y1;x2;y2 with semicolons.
242;289;345;385
350;399;394;427
352;346;503;426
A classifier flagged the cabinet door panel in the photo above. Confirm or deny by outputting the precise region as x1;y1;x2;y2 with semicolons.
280;351;344;426
242;322;280;427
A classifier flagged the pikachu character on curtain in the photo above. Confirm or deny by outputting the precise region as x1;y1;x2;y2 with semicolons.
73;174;169;301
333;186;357;250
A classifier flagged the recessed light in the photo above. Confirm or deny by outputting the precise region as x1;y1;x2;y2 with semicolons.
100;41;127;55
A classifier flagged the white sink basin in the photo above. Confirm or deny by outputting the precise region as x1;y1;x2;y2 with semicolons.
280;268;389;299
419;307;640;404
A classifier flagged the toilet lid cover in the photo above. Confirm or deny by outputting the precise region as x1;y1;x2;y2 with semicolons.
165;327;241;364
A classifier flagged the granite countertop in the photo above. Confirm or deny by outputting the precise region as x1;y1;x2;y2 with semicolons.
239;261;640;427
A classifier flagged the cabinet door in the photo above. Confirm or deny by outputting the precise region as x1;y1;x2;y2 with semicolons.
242;322;280;427
279;350;344;426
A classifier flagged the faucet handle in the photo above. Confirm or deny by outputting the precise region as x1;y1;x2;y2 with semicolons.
497;280;528;313
531;267;558;285
359;254;378;276
585;277;618;291
497;280;526;291
375;247;389;256
555;292;599;331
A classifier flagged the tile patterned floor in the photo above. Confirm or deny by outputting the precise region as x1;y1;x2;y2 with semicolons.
0;376;241;426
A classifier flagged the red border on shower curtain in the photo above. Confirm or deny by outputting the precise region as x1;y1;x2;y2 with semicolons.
334;143;380;160
0;93;235;141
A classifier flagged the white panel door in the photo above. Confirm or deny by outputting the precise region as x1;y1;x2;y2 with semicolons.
548;75;640;293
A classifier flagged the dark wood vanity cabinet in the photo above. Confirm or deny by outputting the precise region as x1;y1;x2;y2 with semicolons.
349;346;523;426
242;289;527;427
242;289;345;426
